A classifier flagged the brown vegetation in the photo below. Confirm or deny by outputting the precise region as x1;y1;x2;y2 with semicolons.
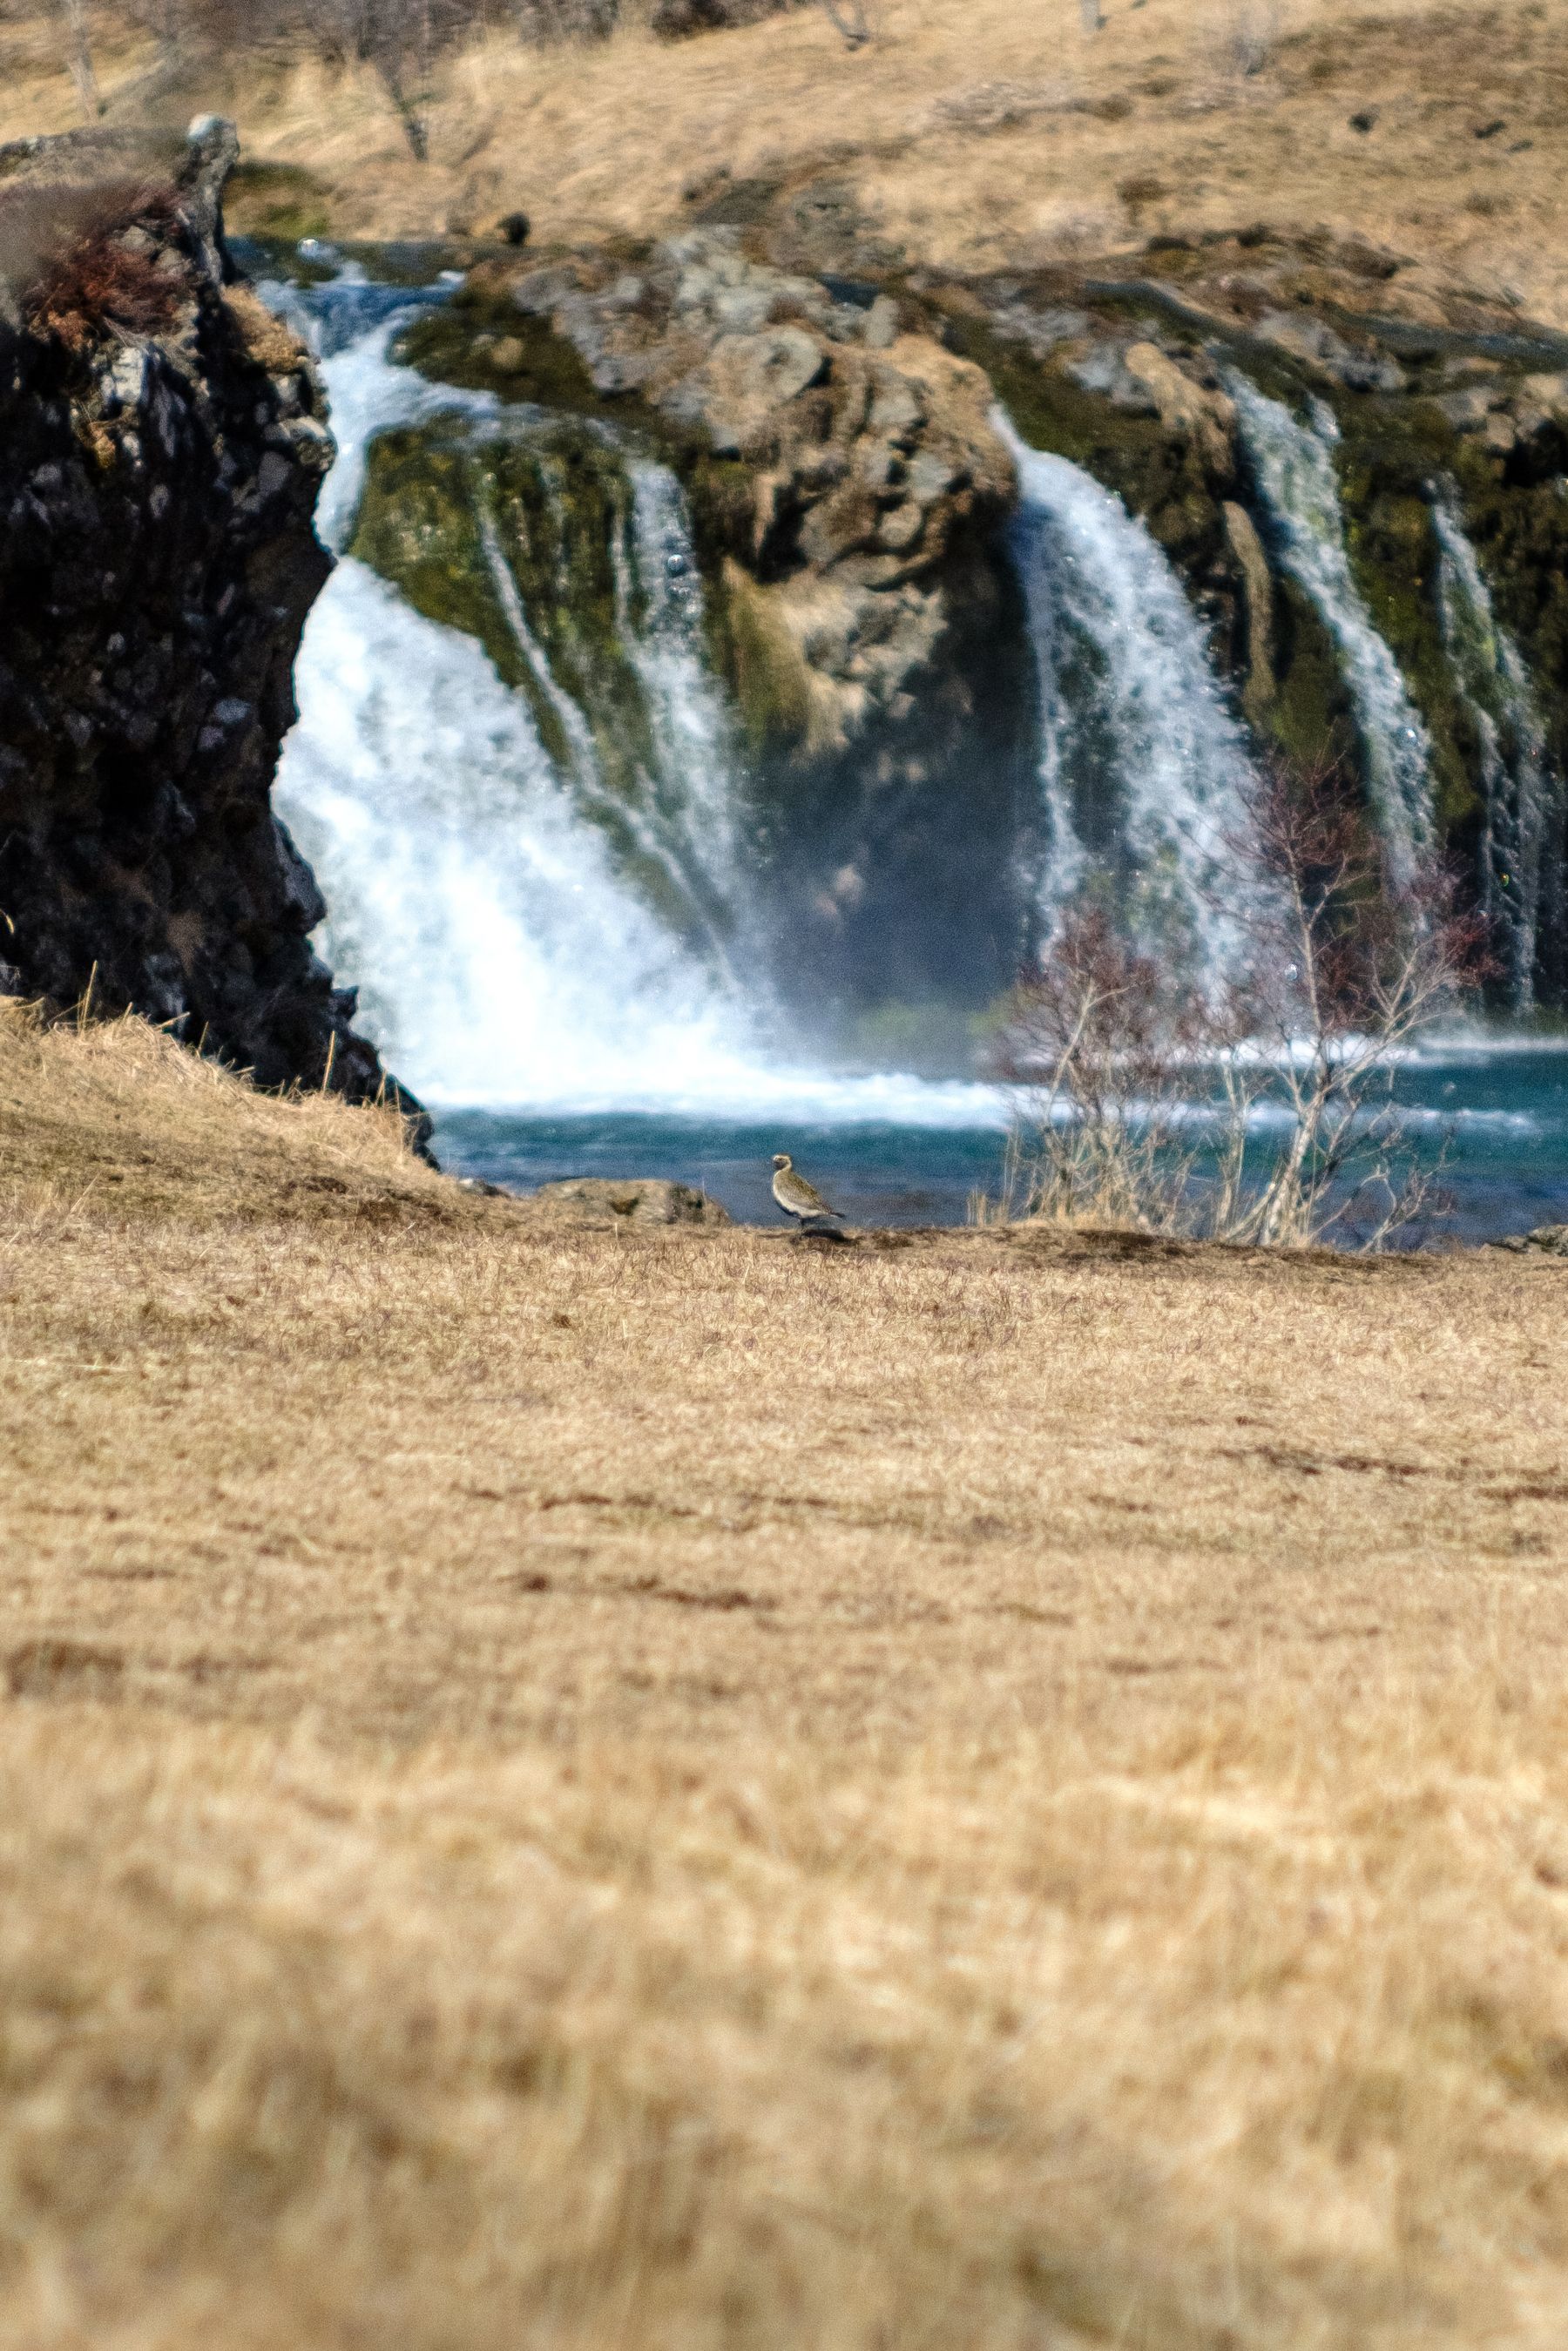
4;0;1568;328
12;176;187;348
3;997;1568;2346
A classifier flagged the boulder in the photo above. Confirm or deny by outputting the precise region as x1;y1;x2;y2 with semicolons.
450;226;1034;1019
1122;341;1237;479
1490;1226;1568;1256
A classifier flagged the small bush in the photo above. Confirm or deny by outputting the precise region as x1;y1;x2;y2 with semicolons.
990;762;1493;1250
17;179;188;355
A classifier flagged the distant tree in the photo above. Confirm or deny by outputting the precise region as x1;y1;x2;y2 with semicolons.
59;0;103;118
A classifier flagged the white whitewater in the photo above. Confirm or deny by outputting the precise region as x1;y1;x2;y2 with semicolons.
1432;492;1553;1006
997;412;1260;970
1227;375;1435;885
276;563;765;1109
622;456;747;930
272;286;1001;1124
257;265;494;551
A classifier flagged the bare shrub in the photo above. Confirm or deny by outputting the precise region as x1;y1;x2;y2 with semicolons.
991;763;1491;1251
817;0;868;46
1215;761;1492;1247
992;908;1215;1234
17;179;188;353
1224;0;1281;78
58;0;102;118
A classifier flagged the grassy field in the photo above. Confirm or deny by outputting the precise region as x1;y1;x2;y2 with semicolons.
3;998;1568;2346
5;0;1568;323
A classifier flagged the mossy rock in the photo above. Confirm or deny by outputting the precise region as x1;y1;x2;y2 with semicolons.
348;414;724;944
713;559;812;763
225;162;333;247
396;290;610;419
953;319;1231;590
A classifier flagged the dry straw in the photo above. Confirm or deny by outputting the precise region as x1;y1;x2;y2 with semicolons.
2;999;1567;2345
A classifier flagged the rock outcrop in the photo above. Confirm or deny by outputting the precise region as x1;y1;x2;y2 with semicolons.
934;220;1568;1001
0;122;393;1105
399;227;1038;1022
1490;1224;1568;1257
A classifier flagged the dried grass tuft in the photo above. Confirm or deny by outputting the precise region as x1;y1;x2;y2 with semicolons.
9;175;188;353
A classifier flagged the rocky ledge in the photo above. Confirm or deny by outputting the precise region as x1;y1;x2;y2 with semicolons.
396;180;1568;1016
397;226;1037;1016
0;122;393;1106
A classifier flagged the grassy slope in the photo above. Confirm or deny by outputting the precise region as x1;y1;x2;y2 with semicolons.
3;1002;1568;2346
5;0;1568;324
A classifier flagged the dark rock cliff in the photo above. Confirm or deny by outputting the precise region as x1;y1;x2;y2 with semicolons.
0;122;392;1103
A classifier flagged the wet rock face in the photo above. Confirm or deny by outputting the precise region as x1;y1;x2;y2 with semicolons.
0;125;390;1104
437;228;1038;1022
950;225;1568;1002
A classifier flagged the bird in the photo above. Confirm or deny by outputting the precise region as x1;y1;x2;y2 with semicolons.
771;1152;848;1237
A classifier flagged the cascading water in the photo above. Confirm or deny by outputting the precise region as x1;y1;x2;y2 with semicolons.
1432;492;1555;1007
996;413;1261;970
278;561;758;1107
268;274;997;1124
245;260;1565;1229
271;289;762;1108
1227;375;1435;886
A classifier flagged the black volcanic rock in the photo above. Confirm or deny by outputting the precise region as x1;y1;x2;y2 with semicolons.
0;120;401;1112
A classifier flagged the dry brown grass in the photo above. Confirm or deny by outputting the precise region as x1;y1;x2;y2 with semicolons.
3;999;1568;2346
6;0;1568;324
12;177;189;349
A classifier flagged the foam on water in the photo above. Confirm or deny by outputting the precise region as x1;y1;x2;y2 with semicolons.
258;267;494;550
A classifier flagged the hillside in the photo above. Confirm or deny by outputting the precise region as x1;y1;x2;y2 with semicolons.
3;1000;1568;2346
3;0;1567;327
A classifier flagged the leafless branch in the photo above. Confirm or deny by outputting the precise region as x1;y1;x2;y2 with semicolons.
987;760;1491;1251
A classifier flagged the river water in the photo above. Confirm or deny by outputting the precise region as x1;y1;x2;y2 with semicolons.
431;1039;1568;1240
257;252;1568;1245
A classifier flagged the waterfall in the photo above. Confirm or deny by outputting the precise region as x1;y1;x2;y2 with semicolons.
256;263;489;551
1432;493;1554;1007
269;289;761;1107
1227;375;1434;886
996;413;1260;971
621;456;746;931
268;273;999;1124
276;561;760;1107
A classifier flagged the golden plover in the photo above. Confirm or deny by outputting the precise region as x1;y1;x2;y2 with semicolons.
771;1152;845;1233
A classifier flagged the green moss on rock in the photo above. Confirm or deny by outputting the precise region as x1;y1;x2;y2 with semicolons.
396;293;606;416
348;414;720;940
224;161;332;247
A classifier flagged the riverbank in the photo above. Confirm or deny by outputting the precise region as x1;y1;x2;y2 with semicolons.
7;0;1568;330
4;1000;1568;2346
